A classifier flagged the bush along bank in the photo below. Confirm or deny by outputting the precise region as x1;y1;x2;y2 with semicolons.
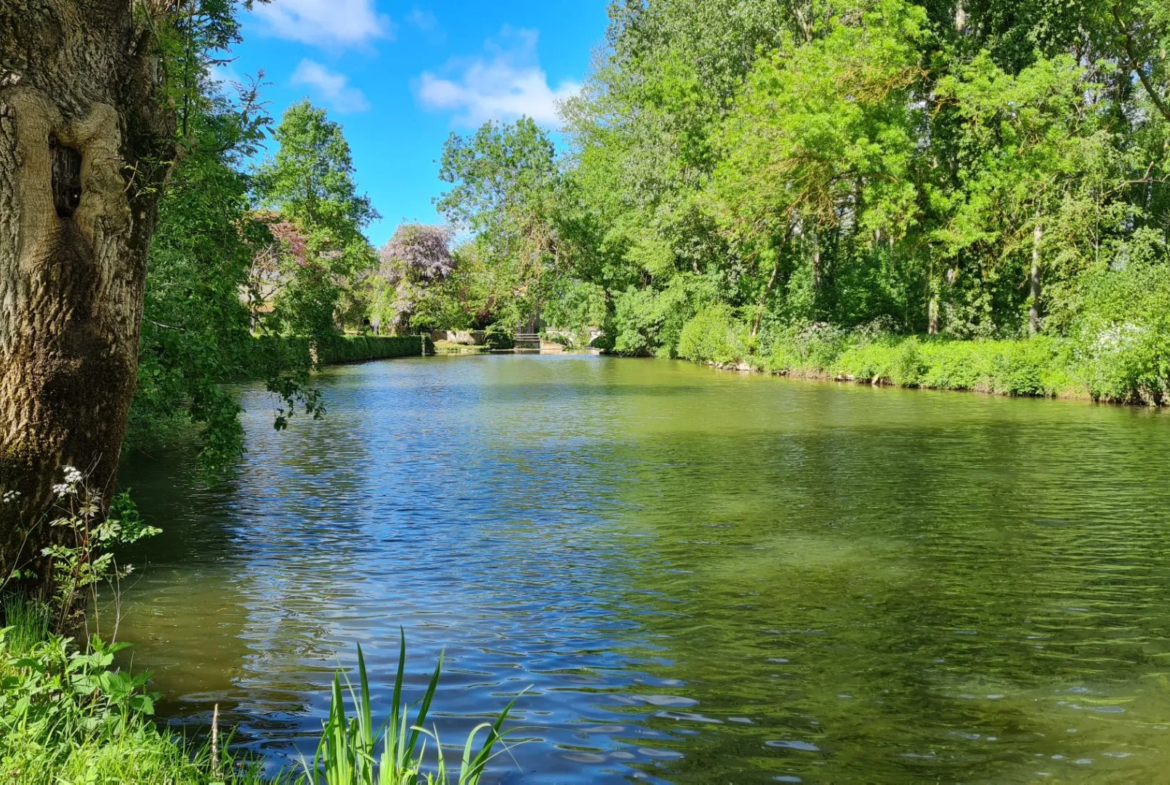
675;309;1170;406
316;335;432;364
247;335;429;371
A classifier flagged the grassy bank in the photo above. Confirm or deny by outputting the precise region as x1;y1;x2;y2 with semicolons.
0;597;515;784
676;310;1170;405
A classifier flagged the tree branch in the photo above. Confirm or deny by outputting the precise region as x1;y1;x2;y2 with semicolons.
1112;4;1170;123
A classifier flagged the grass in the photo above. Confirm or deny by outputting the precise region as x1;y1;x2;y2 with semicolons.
0;599;520;785
432;341;490;354
676;311;1169;405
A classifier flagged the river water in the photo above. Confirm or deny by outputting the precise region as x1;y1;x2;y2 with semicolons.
116;354;1170;782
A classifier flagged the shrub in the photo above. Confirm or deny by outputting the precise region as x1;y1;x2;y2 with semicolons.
765;323;847;374
484;323;515;350
1069;260;1170;404
918;341;986;390
891;338;926;388
317;336;423;364
677;305;744;364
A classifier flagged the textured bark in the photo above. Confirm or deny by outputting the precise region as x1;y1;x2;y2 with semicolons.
0;1;174;582
1029;223;1043;336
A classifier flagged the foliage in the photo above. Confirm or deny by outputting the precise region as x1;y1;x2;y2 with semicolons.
677;304;746;364
541;279;607;335
132;11;297;474
134;12;368;475
373;225;456;334
483;324;516;351
39;472;160;631
0;468;159;630
0;608;520;785
316;336;426;365
1070;259;1170;403
508;0;1170;369
0;612;225;785
290;635;519;785
436;119;566;329
255;101;379;338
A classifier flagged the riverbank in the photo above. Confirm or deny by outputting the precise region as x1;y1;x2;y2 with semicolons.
249;334;429;369
675;315;1169;406
0;597;511;784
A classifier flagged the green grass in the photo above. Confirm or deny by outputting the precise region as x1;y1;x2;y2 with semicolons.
433;341;490;354
673;309;1170;404
0;600;520;784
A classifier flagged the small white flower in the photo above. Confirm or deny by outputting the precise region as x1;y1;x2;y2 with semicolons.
52;483;70;497
1;489;20;504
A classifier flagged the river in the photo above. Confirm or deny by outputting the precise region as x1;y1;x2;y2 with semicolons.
116;354;1170;782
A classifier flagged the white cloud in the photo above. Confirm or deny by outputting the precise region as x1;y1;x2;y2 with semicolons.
416;27;579;127
253;0;393;48
291;60;371;113
407;8;438;32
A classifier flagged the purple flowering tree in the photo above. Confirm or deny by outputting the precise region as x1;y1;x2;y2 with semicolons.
377;224;455;333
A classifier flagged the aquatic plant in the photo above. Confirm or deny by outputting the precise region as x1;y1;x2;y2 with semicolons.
0;603;520;785
292;633;520;785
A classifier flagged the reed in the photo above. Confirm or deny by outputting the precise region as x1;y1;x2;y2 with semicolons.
290;632;521;785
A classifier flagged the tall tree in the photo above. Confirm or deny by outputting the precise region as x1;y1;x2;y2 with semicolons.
254;100;378;336
373;224;455;335
436;118;563;329
0;1;183;579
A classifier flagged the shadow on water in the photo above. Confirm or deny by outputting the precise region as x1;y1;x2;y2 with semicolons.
115;354;1170;782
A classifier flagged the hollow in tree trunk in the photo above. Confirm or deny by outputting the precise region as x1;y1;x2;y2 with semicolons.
0;1;174;586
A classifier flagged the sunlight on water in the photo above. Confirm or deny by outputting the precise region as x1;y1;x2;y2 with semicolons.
115;355;1170;782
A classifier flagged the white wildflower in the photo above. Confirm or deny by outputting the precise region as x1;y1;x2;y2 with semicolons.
1;489;20;504
52;465;85;498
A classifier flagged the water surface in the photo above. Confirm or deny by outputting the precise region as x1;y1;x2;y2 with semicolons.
117;355;1170;782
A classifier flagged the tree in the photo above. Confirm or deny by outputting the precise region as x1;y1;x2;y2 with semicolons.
933;54;1116;335
134;75;273;474
436;118;563;329
373;224;455;334
0;1;183;579
713;0;926;327
254;100;378;336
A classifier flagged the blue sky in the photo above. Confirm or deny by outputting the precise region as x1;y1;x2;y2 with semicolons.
218;0;610;247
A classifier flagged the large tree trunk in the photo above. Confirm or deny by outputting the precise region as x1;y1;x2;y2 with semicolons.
0;1;173;584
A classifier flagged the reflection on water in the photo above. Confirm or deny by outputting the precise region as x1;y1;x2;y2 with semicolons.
116;355;1170;782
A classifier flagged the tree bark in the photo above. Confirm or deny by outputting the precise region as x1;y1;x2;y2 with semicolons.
752;252;782;338
1029;222;1043;336
1112;4;1170;123
928;279;940;335
0;1;174;583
